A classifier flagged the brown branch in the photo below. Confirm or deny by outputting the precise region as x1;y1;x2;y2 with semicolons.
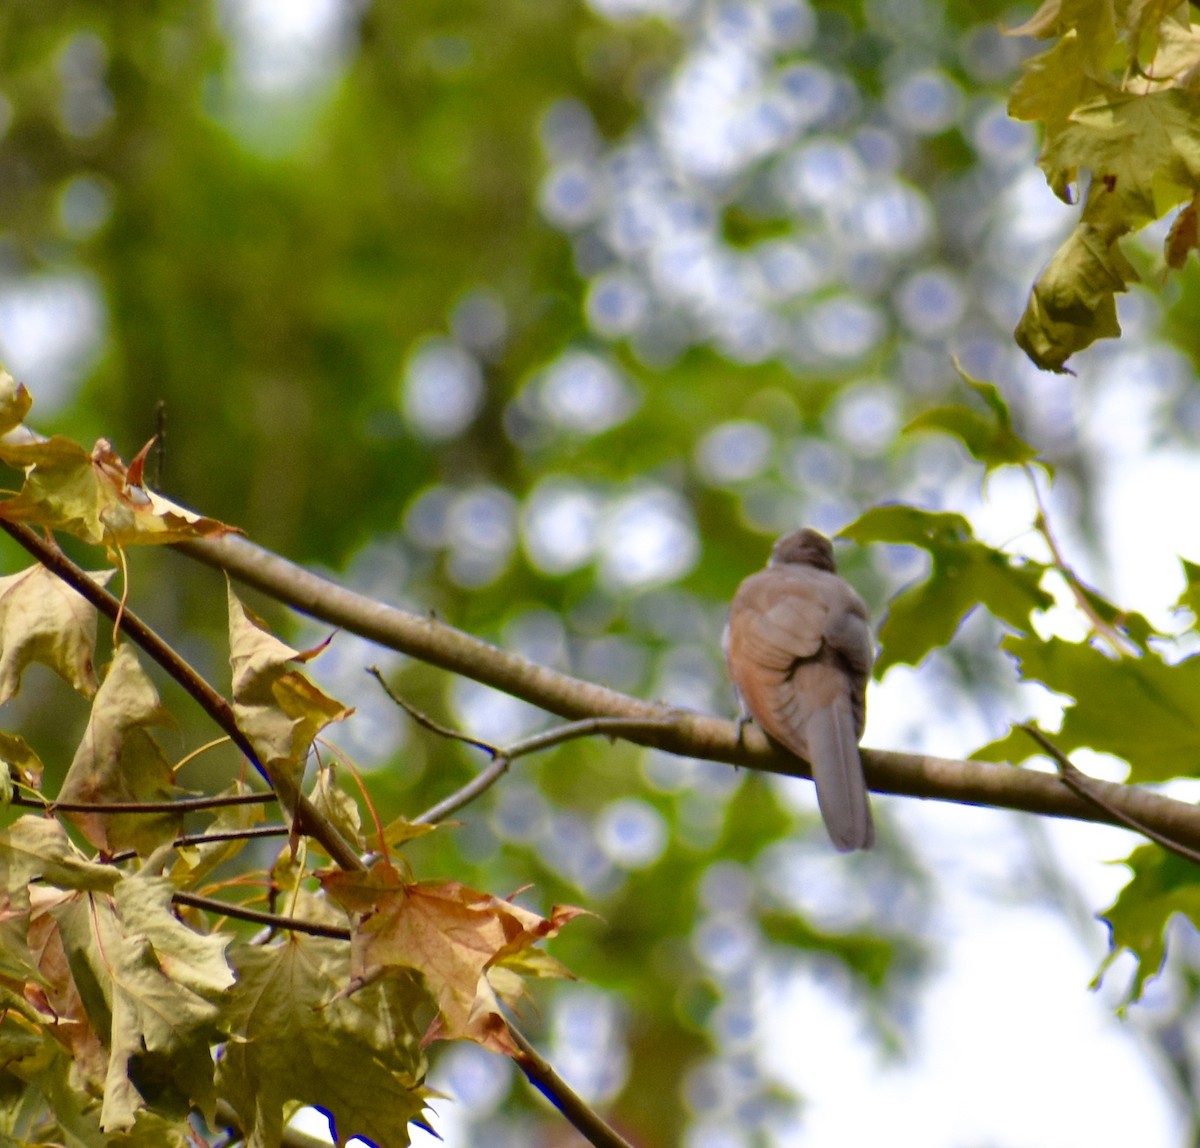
1019;724;1200;866
0;521;364;872
13;790;275;814
175;533;1200;851
374;672;674;825
508;1023;638;1148
172;890;352;940
108;824;290;865
413;756;510;825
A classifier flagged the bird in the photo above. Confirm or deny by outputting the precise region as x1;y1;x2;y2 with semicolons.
724;528;875;851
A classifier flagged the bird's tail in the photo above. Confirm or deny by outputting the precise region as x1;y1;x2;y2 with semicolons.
806;697;874;851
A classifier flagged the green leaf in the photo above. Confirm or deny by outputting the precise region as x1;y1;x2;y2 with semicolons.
1178;556;1200;619
56;644;182;857
0;815;118;895
227;586;350;790
1048;90;1200;230
759;911;900;988
1014;222;1138;373
1097;843;1200;1005
218;934;431;1148
995;634;1200;782
904;364;1041;473
52;874;234;1132
840;506;1053;673
0;565;112;704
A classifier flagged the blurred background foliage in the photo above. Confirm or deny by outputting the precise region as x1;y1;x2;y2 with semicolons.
3;1;1200;1145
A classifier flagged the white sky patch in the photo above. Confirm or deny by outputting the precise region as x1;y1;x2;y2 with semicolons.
221;0;353;96
0;274;105;411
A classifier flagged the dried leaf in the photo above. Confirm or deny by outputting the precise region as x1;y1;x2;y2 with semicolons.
228;586;351;789
57;644;181;857
0;368;32;436
322;863;584;1055
0;565;113;704
51;874;234;1132
0;436;236;550
308;766;365;853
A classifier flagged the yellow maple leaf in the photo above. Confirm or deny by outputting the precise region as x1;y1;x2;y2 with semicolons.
227;586;351;788
56;643;181;856
0;436;236;550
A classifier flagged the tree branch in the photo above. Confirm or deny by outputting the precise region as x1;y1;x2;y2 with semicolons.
0;521;364;872
172;890;352;940
13;790;275;814
1019;724;1200;866
176;533;1200;850
508;1024;637;1148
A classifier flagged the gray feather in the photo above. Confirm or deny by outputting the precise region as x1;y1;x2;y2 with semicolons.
804;697;874;852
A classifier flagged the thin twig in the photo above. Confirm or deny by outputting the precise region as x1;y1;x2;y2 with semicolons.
1018;724;1200;865
384;675;673;824
13;791;277;814
107;824;290;865
504;716;675;761
0;520;364;872
368;665;498;756
1025;465;1139;655
172;890;351;940
413;757;511;824
508;1023;638;1148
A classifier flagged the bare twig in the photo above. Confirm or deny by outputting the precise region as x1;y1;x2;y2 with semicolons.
413;757;511;825
108;824;290;865
369;665;497;756
0;520;364;872
375;671;673;824
12;790;275;814
174;532;1200;850
410;717;676;823
508;1023;638;1148
504;716;676;760
172;890;352;940
1025;466;1140;655
1018;724;1200;865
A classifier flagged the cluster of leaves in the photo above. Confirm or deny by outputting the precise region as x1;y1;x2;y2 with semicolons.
1009;0;1200;370
0;375;579;1147
843;372;1200;1005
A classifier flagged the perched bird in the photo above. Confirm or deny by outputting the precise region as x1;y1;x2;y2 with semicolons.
724;528;875;851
